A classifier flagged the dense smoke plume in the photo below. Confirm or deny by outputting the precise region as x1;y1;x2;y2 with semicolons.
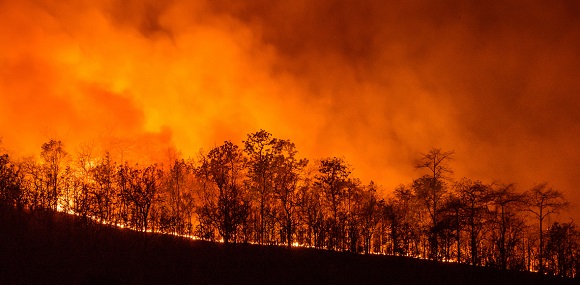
1;0;579;218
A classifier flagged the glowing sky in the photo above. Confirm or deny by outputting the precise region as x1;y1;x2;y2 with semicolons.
1;0;579;219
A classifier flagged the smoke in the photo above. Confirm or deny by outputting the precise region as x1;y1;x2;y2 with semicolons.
1;0;580;218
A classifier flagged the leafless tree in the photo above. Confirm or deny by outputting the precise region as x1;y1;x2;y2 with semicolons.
489;183;526;269
525;183;569;273
412;148;454;260
454;178;492;265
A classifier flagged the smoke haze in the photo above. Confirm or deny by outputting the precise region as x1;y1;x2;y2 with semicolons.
1;0;579;218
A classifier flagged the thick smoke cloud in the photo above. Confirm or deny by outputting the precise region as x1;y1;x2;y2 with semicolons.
1;0;579;218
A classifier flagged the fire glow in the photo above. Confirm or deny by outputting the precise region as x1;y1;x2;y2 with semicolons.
1;0;580;278
2;0;579;207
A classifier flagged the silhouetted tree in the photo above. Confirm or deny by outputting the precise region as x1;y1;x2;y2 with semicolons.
90;152;117;224
315;157;352;250
40;140;68;211
439;193;463;261
197;141;249;244
545;222;579;277
389;185;421;256
454;178;491;265
0;153;23;209
384;197;403;255
488;183;526;269
298;169;325;248
358;182;383;254
19;157;46;211
162;159;194;234
413;148;453;260
270;139;308;247
344;179;364;252
243;130;278;244
64;144;96;219
3;132;580;278
117;163;162;232
64;165;92;220
525;183;569;273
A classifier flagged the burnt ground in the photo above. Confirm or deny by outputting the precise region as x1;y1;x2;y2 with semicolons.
0;207;576;285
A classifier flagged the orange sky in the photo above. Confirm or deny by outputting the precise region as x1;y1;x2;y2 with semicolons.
1;0;579;219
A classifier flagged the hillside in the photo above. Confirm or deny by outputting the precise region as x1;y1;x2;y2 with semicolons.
0;207;575;285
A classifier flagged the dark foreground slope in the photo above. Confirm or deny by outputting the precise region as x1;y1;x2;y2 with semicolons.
0;208;575;285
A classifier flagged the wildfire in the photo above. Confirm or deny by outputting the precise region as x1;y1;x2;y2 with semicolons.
1;0;580;278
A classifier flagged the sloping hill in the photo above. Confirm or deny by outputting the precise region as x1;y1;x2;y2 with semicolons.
0;207;575;285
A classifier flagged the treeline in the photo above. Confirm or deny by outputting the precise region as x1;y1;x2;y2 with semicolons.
0;131;578;278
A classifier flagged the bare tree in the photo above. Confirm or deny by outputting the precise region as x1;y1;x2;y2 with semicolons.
414;148;454;180
525;183;569;273
489;183;526;269
412;148;454;260
5;131;580;278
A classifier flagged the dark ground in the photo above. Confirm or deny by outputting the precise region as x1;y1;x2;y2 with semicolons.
0;207;576;285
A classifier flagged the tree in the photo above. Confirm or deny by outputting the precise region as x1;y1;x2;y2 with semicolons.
440;193;463;262
386;184;419;256
384;195;404;255
315;157;352;250
243;130;278;244
454;178;491;265
40;140;68;211
270;139;308;247
298;169;325;248
545;222;579;277
0;140;25;216
358;182;383;254
413;148;454;260
344;179;363;252
526;183;569;273
19;157;47;211
90;152;117;224
489;183;526;269
117;163;162;232
197;141;249;244
64;165;92;219
0;153;23;209
164;159;194;234
414;148;454;180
